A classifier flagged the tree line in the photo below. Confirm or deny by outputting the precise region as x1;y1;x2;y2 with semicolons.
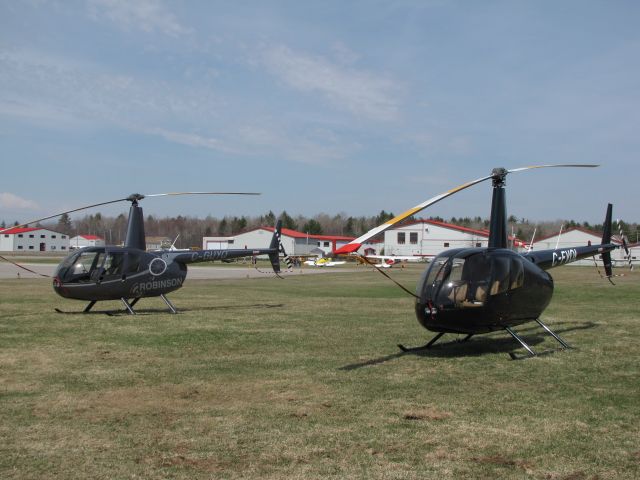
2;210;638;249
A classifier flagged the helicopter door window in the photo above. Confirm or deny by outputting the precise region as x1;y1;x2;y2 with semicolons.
125;253;141;275
490;257;510;296
462;254;491;304
102;253;125;280
89;252;106;282
62;251;103;283
510;258;524;290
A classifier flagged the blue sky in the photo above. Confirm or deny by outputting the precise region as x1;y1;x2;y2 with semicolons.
1;0;638;225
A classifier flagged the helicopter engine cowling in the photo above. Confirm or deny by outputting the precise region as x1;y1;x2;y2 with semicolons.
415;248;554;334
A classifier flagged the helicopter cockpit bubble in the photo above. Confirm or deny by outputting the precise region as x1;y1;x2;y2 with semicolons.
55;248;144;284
55;248;106;284
417;249;528;314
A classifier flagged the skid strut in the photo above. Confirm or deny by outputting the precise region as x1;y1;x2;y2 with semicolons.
398;332;473;352
83;300;97;313
506;318;572;359
121;298;136;315
161;294;178;314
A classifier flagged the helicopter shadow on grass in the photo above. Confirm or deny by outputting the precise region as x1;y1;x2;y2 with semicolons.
54;303;285;317
339;320;597;370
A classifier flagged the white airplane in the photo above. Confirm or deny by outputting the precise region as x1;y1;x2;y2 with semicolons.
356;254;430;268
304;257;346;267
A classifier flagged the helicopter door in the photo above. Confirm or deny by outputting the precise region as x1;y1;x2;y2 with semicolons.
100;252;126;282
59;250;105;283
436;253;492;308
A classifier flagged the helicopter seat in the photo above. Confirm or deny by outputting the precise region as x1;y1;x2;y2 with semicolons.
447;283;468;304
475;285;487;303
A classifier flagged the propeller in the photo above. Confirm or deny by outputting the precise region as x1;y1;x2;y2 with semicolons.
334;164;599;254
0;192;260;233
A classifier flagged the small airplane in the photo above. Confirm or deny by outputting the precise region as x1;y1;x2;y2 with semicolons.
357;254;429;268
0;192;291;314
304;257;346;267
334;165;629;358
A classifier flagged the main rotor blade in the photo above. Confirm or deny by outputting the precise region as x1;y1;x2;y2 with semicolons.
334;163;600;255
334;173;494;254
507;164;599;173
0;191;261;233
0;197;131;232
144;192;261;197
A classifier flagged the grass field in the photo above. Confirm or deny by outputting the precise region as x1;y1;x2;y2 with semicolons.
1;265;638;479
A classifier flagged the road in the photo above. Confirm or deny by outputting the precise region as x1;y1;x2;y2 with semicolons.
0;262;360;280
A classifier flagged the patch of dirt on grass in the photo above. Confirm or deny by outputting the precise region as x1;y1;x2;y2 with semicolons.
403;407;451;421
472;454;533;470
159;454;225;473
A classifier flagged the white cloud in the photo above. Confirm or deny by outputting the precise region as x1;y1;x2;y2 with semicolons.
0;48;358;166
87;0;190;37
263;45;400;121
0;193;39;210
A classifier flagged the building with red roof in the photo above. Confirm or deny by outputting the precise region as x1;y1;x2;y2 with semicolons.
0;227;69;252
69;234;105;249
384;219;524;257
203;226;378;256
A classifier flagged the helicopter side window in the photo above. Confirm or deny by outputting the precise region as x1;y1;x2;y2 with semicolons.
490;257;510;296
125;253;141;275
62;251;103;283
510;257;524;290
102;252;125;280
89;252;106;282
462;254;491;304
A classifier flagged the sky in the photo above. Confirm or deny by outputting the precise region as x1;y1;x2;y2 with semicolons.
1;0;639;225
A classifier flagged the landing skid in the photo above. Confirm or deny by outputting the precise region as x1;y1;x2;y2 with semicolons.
506;318;572;360
54;294;178;315
398;332;473;352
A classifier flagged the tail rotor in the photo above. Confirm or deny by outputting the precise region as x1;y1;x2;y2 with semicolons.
267;220;293;276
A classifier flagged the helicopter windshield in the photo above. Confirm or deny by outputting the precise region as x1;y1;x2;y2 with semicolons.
426;252;525;308
56;250;105;283
55;249;142;283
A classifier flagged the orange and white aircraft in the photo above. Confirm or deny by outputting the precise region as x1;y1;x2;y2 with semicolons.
303;257;346;267
356;254;429;268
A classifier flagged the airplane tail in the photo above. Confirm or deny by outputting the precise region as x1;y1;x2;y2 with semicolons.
268;220;293;274
601;204;613;278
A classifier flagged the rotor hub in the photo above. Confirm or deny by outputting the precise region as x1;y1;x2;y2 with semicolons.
126;193;145;204
491;167;508;187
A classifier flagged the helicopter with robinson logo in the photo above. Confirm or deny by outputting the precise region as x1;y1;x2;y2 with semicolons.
334;165;632;359
0;192;291;315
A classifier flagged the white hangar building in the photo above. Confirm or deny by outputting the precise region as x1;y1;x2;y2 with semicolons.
69;234;105;249
204;227;368;256
0;227;70;252
384;220;524;258
535;227;635;266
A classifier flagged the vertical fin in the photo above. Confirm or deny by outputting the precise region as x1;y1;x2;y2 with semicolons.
601;204;613;278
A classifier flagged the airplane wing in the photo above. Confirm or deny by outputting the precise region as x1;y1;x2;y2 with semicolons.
365;255;429;262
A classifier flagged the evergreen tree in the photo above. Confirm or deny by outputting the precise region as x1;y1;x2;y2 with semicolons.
218;218;228;235
375;210;394;225
280;211;297;230
263;211;276;226
302;219;323;235
57;213;73;235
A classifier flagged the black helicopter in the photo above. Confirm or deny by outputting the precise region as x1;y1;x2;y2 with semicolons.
335;165;627;358
1;193;289;314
